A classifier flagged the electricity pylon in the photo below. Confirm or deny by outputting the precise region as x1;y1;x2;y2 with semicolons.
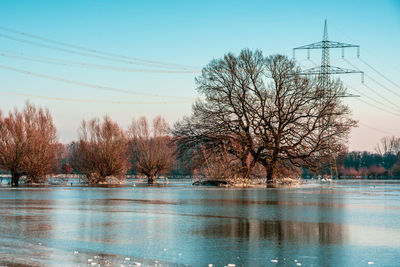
292;20;364;178
293;20;364;96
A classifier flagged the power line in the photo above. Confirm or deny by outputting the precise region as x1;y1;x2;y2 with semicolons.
365;73;400;99
331;24;400;73
346;84;400;114
0;91;192;105
362;83;400;111
355;97;400;117
0;25;197;70
359;122;397;136
0;33;194;70
358;57;400;90
0;50;200;74
0;64;195;100
344;58;400;99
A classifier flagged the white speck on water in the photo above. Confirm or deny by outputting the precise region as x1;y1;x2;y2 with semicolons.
163;248;167;251
88;259;93;262
227;264;235;267
368;262;374;265
90;262;96;266
294;259;298;262
296;263;302;266
38;242;42;245
125;257;130;261
74;251;79;254
271;259;278;263
94;255;99;259
134;262;141;266
208;264;213;267
178;253;182;257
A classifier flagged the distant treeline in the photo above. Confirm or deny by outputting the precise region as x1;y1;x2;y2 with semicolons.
336;150;400;178
301;136;400;179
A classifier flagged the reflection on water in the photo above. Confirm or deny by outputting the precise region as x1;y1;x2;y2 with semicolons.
0;181;399;266
195;218;346;245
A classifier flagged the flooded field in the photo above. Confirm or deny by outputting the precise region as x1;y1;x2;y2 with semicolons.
0;180;400;266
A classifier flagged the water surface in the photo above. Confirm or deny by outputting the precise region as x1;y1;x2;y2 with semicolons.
0;180;399;266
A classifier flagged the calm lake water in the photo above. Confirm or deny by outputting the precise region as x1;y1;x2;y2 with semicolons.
0;180;400;266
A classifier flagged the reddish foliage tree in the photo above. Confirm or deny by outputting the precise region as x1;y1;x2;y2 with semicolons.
61;163;73;174
71;116;129;184
0;103;58;185
129;116;174;184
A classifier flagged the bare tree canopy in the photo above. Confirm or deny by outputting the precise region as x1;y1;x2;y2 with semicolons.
71;116;129;184
173;49;357;183
0;102;58;185
129;116;173;184
376;136;400;156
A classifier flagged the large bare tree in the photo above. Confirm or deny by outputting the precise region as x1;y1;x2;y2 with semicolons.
71;116;129;184
129;116;173;184
0;103;58;185
173;49;357;183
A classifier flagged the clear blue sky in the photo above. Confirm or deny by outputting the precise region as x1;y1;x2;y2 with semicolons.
0;0;399;151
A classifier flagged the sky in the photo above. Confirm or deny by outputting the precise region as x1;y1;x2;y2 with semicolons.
0;0;399;151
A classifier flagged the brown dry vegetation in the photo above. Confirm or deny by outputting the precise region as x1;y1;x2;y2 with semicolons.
0;102;58;185
128;116;173;184
70;116;129;184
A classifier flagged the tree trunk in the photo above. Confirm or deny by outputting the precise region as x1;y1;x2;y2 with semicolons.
240;157;251;180
265;159;277;185
11;171;21;186
266;166;274;184
147;175;157;184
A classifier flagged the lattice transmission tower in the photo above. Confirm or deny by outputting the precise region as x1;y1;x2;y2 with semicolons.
292;20;364;178
293;20;364;96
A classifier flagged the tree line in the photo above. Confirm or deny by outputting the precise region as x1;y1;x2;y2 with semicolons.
0;103;175;185
336;136;400;178
2;49;397;185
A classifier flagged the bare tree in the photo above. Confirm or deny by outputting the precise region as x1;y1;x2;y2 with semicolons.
173;49;357;183
376;136;400;155
0;103;58;185
129;116;173;184
71;116;129;184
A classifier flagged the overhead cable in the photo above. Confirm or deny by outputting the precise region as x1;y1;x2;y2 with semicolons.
358;57;400;90
0;91;192;105
0;64;195;100
0;51;200;74
0;33;194;70
344;58;400;99
0;25;196;70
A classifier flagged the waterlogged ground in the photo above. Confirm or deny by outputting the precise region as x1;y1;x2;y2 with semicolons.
0;180;400;266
